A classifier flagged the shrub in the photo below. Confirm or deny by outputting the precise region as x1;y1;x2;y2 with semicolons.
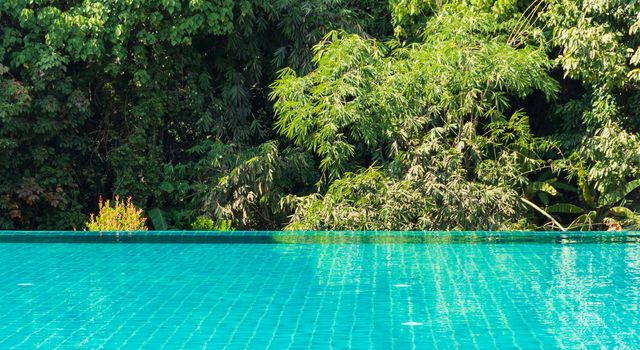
86;196;148;231
191;216;234;231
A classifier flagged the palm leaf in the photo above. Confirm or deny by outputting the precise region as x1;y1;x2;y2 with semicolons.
552;182;579;193
599;179;640;206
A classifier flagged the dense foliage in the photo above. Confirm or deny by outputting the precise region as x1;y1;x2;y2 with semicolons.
1;0;639;230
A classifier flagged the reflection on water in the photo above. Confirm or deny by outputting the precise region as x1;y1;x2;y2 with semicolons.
309;242;640;348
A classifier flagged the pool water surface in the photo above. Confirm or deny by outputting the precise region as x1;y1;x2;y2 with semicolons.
0;231;639;349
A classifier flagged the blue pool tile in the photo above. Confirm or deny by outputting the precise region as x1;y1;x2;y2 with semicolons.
0;236;638;349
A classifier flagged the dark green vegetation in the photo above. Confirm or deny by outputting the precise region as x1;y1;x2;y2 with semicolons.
1;0;639;230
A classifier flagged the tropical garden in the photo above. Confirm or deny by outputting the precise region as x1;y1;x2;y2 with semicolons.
1;0;639;231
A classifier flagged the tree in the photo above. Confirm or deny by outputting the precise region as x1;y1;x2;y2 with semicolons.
272;4;559;230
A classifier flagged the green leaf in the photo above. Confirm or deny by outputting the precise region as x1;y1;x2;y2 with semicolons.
578;175;596;208
159;181;175;193
539;183;558;196
599;179;640;206
607;206;635;219
552;182;579;193
546;203;584;214
537;192;549;206
147;208;168;230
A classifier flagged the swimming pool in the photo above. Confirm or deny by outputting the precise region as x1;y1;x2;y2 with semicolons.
0;231;638;349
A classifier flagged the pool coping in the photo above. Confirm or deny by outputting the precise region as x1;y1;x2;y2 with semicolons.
0;230;639;244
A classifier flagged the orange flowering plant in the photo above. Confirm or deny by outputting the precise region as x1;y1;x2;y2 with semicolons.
86;195;148;231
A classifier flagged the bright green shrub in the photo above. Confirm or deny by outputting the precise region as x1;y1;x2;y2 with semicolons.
191;216;233;231
86;196;148;231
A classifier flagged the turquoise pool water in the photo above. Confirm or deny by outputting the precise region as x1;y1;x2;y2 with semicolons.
0;231;639;349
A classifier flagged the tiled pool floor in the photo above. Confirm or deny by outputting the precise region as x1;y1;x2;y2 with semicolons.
0;239;639;349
